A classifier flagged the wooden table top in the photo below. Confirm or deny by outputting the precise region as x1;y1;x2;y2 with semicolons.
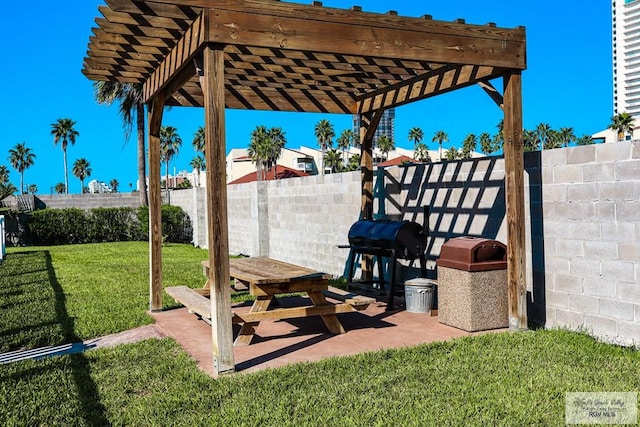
202;257;331;285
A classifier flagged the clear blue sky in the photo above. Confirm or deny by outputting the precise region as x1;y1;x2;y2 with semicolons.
1;0;612;194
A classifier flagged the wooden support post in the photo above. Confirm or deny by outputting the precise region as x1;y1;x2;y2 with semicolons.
148;92;165;312
358;109;384;219
358;109;384;281
503;71;527;331
200;44;235;375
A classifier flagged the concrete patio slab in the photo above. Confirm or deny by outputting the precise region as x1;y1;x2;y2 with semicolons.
150;296;499;377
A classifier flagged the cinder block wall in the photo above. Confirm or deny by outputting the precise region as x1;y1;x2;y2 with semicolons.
535;142;640;346
265;172;361;275
37;193;143;210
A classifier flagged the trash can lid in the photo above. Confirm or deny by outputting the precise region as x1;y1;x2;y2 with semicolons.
436;236;507;272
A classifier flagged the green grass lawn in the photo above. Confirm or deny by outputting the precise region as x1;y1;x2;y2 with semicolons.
1;242;209;351
1;330;639;426
1;242;639;426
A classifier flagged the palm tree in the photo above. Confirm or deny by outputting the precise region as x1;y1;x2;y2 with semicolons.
324;149;343;173
72;158;91;193
408;127;424;151
376;135;394;161
543;129;562;150
520;129;534;152
336;129;355;168
190;155;206;187
347;153;361;171
314;119;335;175
576;135;594;146
192;126;206;154
609;112;635;141
110;179;119;193
413;142;430;162
27;184;38;195
479;132;495;155
460;134;477;159
94;82;148;206
54;183;66;194
266;127;286;179
159;126;182;190
248;125;269;181
0;165;17;199
445;147;459;161
8;142;36;194
432;130;448;161
0;165;9;185
534;123;552;150
51;118;79;194
494;119;504;151
559;127;576;148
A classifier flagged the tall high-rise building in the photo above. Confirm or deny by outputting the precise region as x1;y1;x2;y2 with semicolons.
613;0;640;118
352;108;395;146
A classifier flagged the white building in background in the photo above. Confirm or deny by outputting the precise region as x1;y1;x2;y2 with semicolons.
88;180;112;194
226;147;317;183
592;1;640;141
613;0;640;118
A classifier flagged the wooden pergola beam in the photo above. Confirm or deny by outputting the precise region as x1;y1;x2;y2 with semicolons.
206;9;525;69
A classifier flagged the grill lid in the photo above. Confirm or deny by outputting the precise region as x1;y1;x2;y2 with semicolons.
348;219;426;259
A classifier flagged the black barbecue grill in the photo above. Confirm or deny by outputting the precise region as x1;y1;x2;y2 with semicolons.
342;208;429;310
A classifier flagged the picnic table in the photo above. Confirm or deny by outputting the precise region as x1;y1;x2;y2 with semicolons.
166;257;375;346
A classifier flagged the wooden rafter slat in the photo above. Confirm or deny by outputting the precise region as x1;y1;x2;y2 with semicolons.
96;18;184;40
106;0;201;20
99;5;190;31
357;65;504;112
82;70;142;84
85;56;156;69
90;36;168;56
84;60;154;76
92;27;175;50
86;43;164;63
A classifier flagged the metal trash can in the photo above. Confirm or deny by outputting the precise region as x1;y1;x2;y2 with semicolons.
404;278;436;313
436;237;507;331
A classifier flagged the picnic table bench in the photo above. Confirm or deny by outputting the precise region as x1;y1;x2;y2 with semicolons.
165;257;375;346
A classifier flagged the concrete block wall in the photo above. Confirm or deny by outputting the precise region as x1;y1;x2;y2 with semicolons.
539;141;640;346
266;172;361;276
37;193;143;210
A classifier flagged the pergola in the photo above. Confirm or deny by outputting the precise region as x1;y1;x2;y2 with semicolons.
84;0;527;375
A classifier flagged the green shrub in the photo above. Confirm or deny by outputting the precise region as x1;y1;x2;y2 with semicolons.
27;205;191;245
91;208;143;242
137;205;192;243
28;208;91;245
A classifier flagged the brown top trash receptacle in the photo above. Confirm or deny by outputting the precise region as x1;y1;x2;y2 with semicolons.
436;236;507;272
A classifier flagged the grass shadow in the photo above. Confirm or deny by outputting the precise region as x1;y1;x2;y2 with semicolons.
43;251;110;425
0;251;109;425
